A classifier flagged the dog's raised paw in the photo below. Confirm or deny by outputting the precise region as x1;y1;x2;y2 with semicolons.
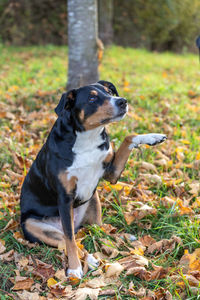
130;133;167;149
67;266;83;279
87;254;99;270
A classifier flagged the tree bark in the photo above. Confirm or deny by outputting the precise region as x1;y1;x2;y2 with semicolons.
98;0;113;45
67;0;99;90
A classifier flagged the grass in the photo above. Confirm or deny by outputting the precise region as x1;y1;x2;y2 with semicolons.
0;44;200;299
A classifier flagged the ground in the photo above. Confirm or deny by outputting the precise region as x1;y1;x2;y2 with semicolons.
0;45;200;299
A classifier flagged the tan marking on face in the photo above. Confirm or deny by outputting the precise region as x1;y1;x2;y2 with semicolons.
58;171;77;194
103;86;109;92
91;90;98;96
79;109;85;121
25;218;64;247
84;100;114;130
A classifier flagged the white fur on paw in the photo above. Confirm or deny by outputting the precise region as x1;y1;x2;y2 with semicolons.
87;254;99;270
129;133;167;149
67;266;83;279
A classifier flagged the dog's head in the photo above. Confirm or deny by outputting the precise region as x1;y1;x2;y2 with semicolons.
55;80;128;131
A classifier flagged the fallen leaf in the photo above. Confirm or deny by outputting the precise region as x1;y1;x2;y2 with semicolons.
86;276;106;288
12;277;34;291
74;287;100;300
147;235;182;255
0;240;6;254
50;282;72;297
139;235;156;247
54;268;67;281
139;161;157;173
105;262;124;278
47;277;57;287
189;182;200;195
0;249;14;261
16;291;40;300
32;259;55;282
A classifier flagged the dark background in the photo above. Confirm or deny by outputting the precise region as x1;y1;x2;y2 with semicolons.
0;0;199;52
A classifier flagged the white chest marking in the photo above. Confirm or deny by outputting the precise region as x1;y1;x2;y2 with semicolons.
67;127;110;202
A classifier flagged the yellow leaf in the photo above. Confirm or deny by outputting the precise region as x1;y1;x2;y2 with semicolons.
162;72;168;78
181;140;190;145
167;160;173;167
181;130;187;137
177;199;194;216
196;152;200;160
130;247;144;256
189;249;200;271
47;277;57;288
123;87;130;92
123;80;129;87
76;240;84;250
0;182;10;188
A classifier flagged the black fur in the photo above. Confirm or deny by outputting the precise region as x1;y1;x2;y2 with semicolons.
20;81;126;244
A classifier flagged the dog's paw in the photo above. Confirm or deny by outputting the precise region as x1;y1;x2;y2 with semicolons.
67;265;83;279
129;133;167;149
87;254;99;270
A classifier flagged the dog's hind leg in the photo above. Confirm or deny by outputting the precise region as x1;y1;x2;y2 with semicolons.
24;217;65;247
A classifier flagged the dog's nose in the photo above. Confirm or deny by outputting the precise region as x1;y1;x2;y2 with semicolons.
116;98;127;109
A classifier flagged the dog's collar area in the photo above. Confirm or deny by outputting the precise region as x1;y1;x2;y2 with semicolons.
73;197;90;208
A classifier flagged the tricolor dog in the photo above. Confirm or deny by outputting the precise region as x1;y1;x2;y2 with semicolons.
20;81;166;278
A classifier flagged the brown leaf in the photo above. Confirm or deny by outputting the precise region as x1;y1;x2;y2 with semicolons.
54;268;67;281
100;238;119;258
189;182;200;195
12;277;34;291
118;254;148;270
126;266;151;281
16;291;40;300
0;240;6;254
155;288;172;300
139;161;158;173
99;289;116;296
105;262;124;278
124;203;157;225
139;235;156;248
161;196;175;208
74;287;100;300
32;259;55;282
86;276;106;288
0;249;14;261
50;283;72;297
128;283;146;297
147;235;181;255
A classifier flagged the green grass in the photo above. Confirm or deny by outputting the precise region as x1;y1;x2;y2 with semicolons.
0;44;200;298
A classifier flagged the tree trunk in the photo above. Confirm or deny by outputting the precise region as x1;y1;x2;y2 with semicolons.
98;0;113;45
67;0;99;90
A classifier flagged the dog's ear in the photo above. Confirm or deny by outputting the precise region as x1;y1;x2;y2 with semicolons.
98;80;119;96
55;89;77;116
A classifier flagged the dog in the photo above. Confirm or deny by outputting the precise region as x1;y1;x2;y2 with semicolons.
20;80;166;278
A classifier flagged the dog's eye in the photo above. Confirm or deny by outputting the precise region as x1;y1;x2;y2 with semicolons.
89;95;97;102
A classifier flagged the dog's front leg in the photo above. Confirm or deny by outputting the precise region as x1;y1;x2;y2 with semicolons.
58;190;83;279
104;133;166;184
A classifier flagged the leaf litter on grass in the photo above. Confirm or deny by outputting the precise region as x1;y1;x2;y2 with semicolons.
0;46;200;299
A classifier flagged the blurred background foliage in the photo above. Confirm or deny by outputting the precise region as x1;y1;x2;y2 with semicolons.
0;0;199;52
